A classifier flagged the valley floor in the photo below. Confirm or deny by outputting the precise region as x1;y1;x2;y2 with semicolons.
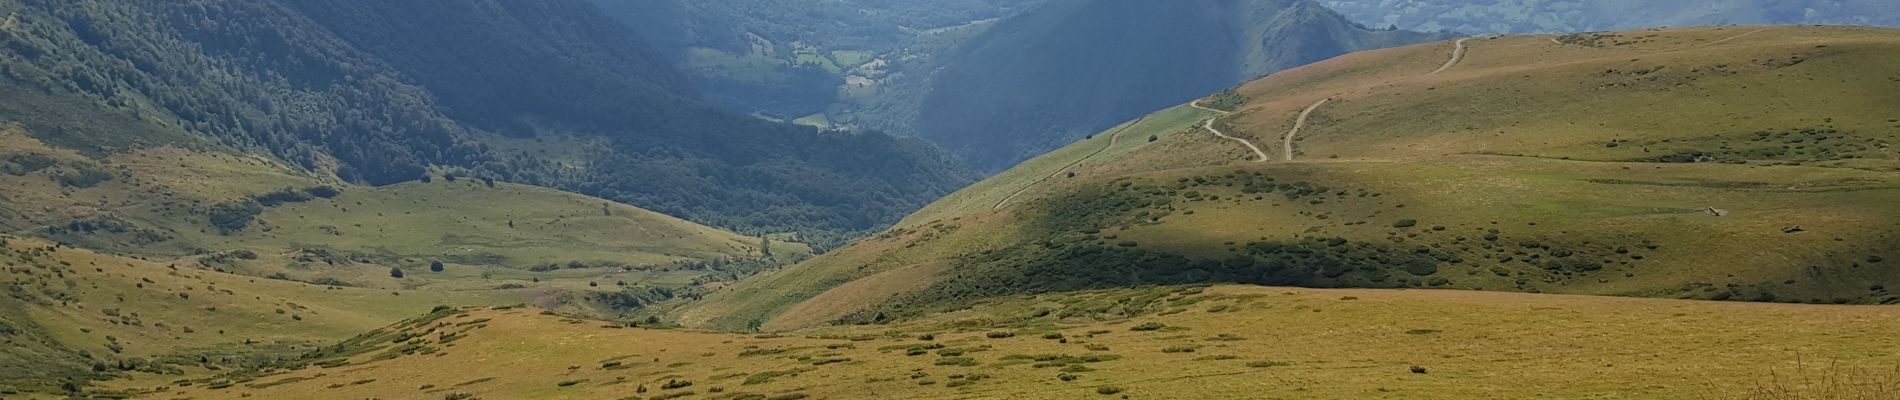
140;285;1900;399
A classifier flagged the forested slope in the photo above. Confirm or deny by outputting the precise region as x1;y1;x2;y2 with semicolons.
0;0;973;239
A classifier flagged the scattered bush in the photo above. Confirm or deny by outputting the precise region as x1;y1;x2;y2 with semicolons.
1393;219;1419;228
55;164;113;188
1096;386;1123;395
1161;345;1198;353
207;201;264;233
1129;322;1166;332
935;357;979;367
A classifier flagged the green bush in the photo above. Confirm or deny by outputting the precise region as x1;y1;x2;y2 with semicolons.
1129;322;1166;332
1160;345;1198;353
55;164;113;188
2;153;58;175
934;357;978;366
207;201;264;233
1392;219;1419;228
1096;386;1123;395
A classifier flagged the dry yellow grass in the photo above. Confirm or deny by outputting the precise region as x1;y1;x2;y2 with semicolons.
144;285;1900;399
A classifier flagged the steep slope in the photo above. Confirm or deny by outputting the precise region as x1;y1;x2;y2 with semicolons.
0;0;973;238
683;26;1900;332
141;286;1900;399
1322;0;1900;34
916;0;1452;170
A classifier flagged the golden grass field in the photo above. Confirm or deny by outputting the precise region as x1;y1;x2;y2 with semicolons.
144;285;1900;399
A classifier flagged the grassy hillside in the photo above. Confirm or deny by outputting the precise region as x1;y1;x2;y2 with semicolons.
0;126;805;271
917;0;1453;170
0;235;531;395
123;285;1900;399
1;125;821;394
1322;0;1900;34
681;26;1900;332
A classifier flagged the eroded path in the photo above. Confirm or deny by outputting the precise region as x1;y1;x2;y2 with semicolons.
992;117;1146;210
1430;37;1471;75
1263;36;1472;161
1282;98;1330;161
1190;100;1272;162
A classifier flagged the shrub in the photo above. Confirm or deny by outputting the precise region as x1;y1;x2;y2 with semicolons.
1129;322;1166;332
935;357;978;366
1161;345;1198;353
1247;360;1290;368
2;153;57;175
389;267;405;278
1096;386;1123;395
985;331;1016;339
430;260;445;272
1410;365;1428;374
1393;219;1419;228
306;185;341;198
207;201;264;233
661;379;692;389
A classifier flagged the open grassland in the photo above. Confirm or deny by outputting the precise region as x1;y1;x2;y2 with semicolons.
1;123;811;393
141;285;1900;399
0;126;804;271
678;26;1900;333
0;235;527;394
902;104;1218;225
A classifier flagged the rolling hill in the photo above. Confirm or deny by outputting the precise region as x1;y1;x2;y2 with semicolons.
915;0;1454;170
1322;0;1900;34
0;117;811;394
679;25;1900;333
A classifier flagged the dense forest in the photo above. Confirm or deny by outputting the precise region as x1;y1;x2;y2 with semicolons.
0;0;973;240
916;0;1449;170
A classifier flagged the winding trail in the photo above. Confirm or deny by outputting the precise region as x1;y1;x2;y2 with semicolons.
991;117;1145;210
1269;36;1470;161
1282;98;1330;161
1708;27;1771;47
1430;37;1472;75
1190;100;1272;162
